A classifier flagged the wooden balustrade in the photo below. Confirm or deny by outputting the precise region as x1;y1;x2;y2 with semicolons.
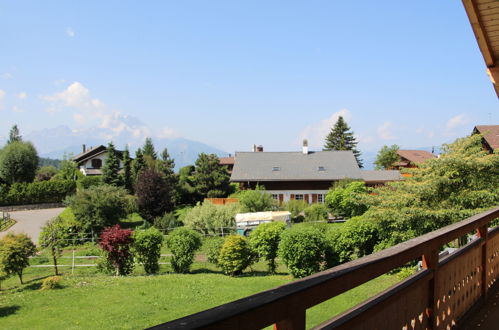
149;206;499;330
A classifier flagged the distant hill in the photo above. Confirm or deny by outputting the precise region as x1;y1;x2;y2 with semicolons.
39;157;61;168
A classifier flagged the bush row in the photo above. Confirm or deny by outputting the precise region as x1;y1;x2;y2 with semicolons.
0;180;76;206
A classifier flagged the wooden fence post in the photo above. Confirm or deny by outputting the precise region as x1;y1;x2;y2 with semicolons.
477;225;488;298
422;249;439;329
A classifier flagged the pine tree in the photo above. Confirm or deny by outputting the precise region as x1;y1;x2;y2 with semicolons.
7;124;22;144
323;116;363;168
142;137;157;160
192;153;230;198
122;146;133;192
102;142;121;186
132;148;147;184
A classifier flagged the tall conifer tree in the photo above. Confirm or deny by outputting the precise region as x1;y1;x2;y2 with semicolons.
142;138;157;160
132;148;147;184
323;116;363;168
122;146;133;192
102;142;121;186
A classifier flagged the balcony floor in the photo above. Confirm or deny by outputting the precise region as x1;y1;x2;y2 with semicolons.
462;285;499;330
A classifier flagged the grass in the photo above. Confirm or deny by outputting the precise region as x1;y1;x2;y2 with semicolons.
0;218;16;232
1;242;400;329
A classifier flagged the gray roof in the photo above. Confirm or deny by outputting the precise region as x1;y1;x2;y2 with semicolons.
230;151;363;182
360;170;402;182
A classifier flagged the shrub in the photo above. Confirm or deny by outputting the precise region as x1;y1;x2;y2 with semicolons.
41;276;63;290
165;228;202;273
304;203;329;222
278;226;327;278
183;201;239;235
239;189;275;212
39;217;66;275
99;225;134;276
153;212;181;232
325;181;368;218
135;168;175;222
0;180;76;206
0;233;37;284
250;222;286;273
282;200;308;220
204;236;224;266
133;227;164;274
0;141;38;184
77;176;102;190
218;235;256;276
66;185;129;235
36;166;58;181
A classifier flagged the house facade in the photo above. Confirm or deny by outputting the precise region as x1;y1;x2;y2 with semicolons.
230;142;402;204
391;149;436;172
72;145;125;176
473;125;499;153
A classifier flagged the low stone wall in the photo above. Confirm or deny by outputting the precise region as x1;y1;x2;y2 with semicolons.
0;203;65;212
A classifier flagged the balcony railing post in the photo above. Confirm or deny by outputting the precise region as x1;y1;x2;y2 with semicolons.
274;309;305;330
422;249;439;329
477;224;488;298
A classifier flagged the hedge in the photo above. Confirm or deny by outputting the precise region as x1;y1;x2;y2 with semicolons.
0;180;76;206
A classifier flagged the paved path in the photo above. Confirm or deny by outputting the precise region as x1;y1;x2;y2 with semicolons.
0;208;65;244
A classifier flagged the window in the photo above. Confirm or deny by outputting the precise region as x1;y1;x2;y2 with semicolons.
318;166;325;171
91;159;102;169
317;194;324;203
272;194;279;200
295;194;304;201
272;166;281;171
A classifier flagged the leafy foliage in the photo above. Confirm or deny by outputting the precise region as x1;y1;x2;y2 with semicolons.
0;141;38;184
132;148;147;184
36;166;58;181
76;176;102;190
7;124;22;144
0;233;36;284
102;142;121;186
176;165;198;205
66;185;129;235
165;228;202;273
39;217;67;275
183;201;239;235
278;225;327;278
142;137;157;160
323;116;363;168
325;181;368;218
133;227;164;274
218;235;256;276
238;188;275;213
0;180;76;206
204;236;224;266
192;153;231;199
41;276;63;290
99;225;134;276
374;144;400;170
122;146;133;193
53;154;81;181
250;222;286;273
282;199;308;221
304;203;329;222
135;168;175;222
153;212;182;231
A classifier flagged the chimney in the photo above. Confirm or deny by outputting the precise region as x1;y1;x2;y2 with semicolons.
256;145;264;152
302;139;308;154
82;144;86;153
252;144;257;152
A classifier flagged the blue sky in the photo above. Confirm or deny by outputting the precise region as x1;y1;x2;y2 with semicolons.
0;1;497;154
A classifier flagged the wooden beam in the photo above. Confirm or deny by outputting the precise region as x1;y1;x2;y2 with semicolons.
463;0;496;66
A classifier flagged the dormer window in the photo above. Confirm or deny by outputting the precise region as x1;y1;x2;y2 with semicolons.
318;166;325;171
91;159;102;169
272;166;281;171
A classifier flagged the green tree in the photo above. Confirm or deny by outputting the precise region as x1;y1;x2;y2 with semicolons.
193;153;231;199
132;148;146;184
102;142;121;186
304;203;329;222
157;148;178;199
0;141;39;184
250;222;286;273
239;188;275;213
183;201;239;235
54;153;80;181
121;146;133;193
325;181;368;218
135;168;175;222
0;233;36;284
133;227;164;274
142;137;157;167
39;217;66;275
218;235;256;276
374;145;400;170
165;228;202;273
7;124;22;144
36;165;58;181
177;165;198;205
323;116;363;168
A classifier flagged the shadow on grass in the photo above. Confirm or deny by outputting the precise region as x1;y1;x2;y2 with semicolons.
240;270;289;277
0;305;20;317
190;268;223;275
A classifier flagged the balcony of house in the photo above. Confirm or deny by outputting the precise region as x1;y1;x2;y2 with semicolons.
149;206;499;330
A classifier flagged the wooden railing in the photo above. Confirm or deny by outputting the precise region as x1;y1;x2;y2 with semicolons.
149;206;499;330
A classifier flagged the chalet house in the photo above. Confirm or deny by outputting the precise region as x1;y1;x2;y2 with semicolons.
230;142;401;204
72;145;125;176
473;125;499;153
391;149;436;171
219;155;235;174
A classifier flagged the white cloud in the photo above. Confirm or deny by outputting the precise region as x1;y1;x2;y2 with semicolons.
377;121;396;140
446;114;469;131
0;73;13;79
16;92;27;99
0;90;5;100
299;109;352;148
157;127;178;139
66;27;75;37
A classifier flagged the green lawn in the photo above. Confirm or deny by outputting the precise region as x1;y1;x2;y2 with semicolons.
0;249;399;329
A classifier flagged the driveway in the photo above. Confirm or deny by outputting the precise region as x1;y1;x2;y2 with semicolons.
0;208;65;245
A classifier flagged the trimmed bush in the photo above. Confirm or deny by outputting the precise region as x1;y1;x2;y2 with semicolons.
239;189;275;212
165;228;202;273
304;203;329;222
99;225;134;276
278;226;327;278
76;176;102;190
183;201;239;235
282;200;308;220
250;222;286;273
41;276;63;290
153;212;181;232
0;233;37;284
204;236;224;266
133;227;164;274
0;180;76;206
218;235;256;276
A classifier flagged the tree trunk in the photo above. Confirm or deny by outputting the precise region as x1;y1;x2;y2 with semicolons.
18;272;23;284
51;246;59;276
